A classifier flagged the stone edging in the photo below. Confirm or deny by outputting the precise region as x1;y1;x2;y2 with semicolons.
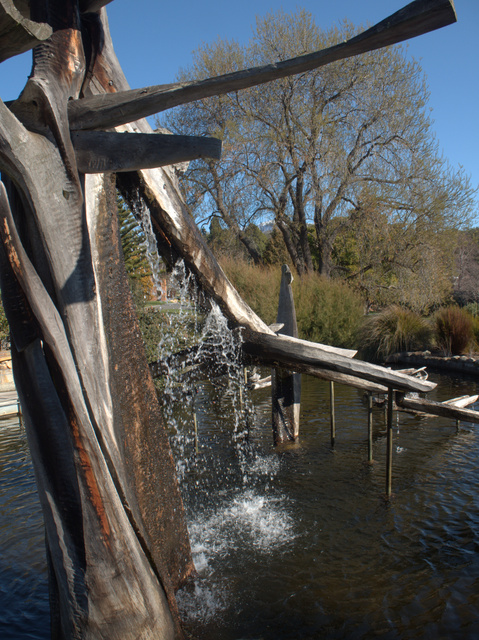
385;352;479;376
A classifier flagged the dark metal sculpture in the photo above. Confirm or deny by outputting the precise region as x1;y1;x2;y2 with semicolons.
0;1;457;637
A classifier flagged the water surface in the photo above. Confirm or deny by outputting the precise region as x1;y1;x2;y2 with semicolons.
1;371;479;638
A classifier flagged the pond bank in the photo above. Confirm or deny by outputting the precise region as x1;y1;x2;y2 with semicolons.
386;351;479;376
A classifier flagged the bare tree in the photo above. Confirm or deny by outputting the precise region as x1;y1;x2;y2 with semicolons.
164;9;475;287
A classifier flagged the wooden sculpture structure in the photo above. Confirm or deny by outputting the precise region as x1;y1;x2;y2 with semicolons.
0;0;458;637
272;264;302;444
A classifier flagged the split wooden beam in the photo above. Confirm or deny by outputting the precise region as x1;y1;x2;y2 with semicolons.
67;0;456;131
0;0;52;63
72;130;222;174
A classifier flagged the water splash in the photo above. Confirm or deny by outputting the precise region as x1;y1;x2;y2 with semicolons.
129;190;164;299
177;487;296;622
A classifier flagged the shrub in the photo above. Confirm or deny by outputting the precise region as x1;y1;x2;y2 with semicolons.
464;302;479;318
220;257;364;348
359;305;433;361
219;257;281;326
434;306;474;355
292;273;364;347
471;316;479;352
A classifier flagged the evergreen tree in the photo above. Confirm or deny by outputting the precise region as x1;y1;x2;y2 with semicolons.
117;195;154;305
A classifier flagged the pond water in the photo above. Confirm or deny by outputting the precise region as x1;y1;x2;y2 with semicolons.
1;370;479;639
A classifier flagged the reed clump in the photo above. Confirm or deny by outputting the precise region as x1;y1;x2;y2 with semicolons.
359;305;433;361
434;306;474;356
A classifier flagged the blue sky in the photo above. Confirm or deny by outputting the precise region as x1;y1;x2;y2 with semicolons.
1;0;477;213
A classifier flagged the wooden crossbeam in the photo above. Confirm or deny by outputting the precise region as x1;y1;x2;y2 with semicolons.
67;0;456;131
396;393;479;424
72;131;222;173
242;329;436;393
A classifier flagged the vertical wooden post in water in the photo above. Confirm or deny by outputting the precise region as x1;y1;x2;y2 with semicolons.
272;265;301;445
367;392;374;463
386;388;394;497
330;381;336;448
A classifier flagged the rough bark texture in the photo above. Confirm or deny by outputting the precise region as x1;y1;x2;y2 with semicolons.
0;2;191;638
272;265;301;444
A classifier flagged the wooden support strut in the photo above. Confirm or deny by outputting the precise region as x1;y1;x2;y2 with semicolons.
72;130;222;174
367;392;374;463
386;388;394;498
67;0;457;132
330;381;336;448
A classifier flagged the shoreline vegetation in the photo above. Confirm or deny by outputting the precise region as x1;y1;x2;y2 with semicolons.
217;257;479;364
2;256;478;373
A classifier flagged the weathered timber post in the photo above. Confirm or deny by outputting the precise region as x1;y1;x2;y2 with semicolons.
272;264;301;445
330;381;336;448
386;388;395;498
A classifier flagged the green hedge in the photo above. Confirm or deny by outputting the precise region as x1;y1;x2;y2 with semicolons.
220;258;364;348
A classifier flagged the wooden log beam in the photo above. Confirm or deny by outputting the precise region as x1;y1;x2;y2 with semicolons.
396;393;479;424
0;0;52;63
68;0;456;131
242;329;436;394
80;0;114;12
294;364;388;394
72;130;222;173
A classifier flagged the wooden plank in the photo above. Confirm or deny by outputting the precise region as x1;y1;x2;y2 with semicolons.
68;0;456;131
0;0;52;63
242;329;436;393
275;334;357;359
443;394;479;408
72;130;222;173
396;394;479;424
79;0;113;12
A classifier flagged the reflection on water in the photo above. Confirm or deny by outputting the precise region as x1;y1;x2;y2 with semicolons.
0;417;49;640
2;372;479;638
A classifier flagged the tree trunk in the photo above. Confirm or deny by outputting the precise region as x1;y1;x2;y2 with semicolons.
318;248;333;278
